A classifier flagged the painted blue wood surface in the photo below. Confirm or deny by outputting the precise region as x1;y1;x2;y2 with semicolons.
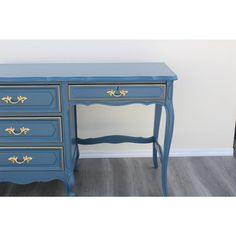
0;85;60;113
0;147;63;171
78;135;155;144
0;117;62;143
69;84;165;101
60;82;78;196
162;81;175;196
0;63;177;196
0;63;177;80
0;171;66;184
153;104;162;169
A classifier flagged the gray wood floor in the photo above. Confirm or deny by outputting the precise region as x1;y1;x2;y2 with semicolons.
1;156;236;196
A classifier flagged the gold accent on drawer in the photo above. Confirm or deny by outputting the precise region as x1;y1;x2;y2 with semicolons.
1;96;28;104
5;127;30;136
106;89;128;97
8;155;32;164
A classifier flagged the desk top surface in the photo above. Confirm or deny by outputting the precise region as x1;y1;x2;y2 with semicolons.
0;63;177;83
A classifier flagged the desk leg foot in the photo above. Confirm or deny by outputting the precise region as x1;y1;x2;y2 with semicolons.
162;101;174;197
66;173;76;196
162;160;168;196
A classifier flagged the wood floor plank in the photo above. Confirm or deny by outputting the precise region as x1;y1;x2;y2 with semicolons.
0;156;235;196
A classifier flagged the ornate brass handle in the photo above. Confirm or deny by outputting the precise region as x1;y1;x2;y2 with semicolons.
1;96;28;104
8;156;32;165
107;89;128;97
5;127;30;136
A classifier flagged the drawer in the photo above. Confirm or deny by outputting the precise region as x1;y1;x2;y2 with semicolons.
0;117;62;143
69;84;166;101
0;85;61;113
0;147;64;171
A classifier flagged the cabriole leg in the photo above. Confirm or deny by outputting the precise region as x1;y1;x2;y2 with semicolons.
153;104;162;168
162;101;174;196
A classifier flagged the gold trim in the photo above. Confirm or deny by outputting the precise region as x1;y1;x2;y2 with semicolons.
0;117;63;143
59;116;63;143
57;85;62;113
8;155;32;164
0;146;64;170
0;146;63;148
0;85;61;113
68;84;166;101
69;83;166;86
70;97;165;101
0;112;61;114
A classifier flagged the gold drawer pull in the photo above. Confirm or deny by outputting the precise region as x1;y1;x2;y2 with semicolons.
8;156;32;165
1;96;28;104
5;127;30;136
107;89;128;97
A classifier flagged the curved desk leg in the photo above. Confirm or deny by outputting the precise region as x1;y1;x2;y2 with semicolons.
162;100;174;196
153;104;162;168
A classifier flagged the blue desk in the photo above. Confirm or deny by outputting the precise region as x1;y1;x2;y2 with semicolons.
0;63;177;196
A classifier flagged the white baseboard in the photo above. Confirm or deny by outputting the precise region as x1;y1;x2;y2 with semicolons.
80;148;233;158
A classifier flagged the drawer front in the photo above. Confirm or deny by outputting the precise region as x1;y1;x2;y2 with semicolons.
0;117;62;143
0;147;63;171
69;84;166;101
0;85;61;113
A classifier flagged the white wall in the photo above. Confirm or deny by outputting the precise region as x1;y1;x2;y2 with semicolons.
0;40;235;156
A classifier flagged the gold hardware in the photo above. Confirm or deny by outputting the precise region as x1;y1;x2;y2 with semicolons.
8;156;32;165
1;96;27;104
107;89;128;97
5;127;30;136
